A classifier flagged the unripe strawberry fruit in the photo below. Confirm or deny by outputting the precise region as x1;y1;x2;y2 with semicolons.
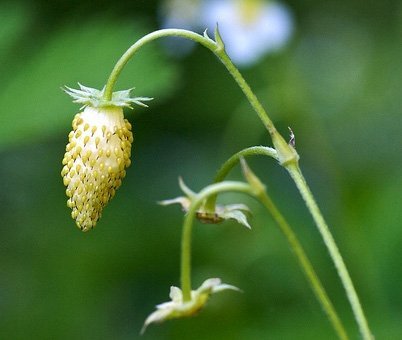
61;106;133;231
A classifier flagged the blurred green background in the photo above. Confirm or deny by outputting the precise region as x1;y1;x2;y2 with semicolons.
1;0;401;339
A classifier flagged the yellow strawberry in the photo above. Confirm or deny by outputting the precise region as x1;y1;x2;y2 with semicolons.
62;84;151;231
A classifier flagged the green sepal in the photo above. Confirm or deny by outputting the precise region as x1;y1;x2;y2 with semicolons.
63;83;153;109
214;24;225;51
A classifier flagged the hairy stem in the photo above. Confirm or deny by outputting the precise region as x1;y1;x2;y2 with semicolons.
104;27;372;338
104;29;216;101
286;163;373;340
206;150;349;339
213;47;276;134
181;181;254;301
257;189;349;339
103;28;280;139
181;173;349;339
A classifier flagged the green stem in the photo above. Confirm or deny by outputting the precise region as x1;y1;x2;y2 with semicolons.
286;163;373;340
204;146;278;212
214;146;278;183
103;27;372;338
213;47;275;134
181;181;254;301
180;175;348;339
103;28;279;138
257;189;349;340
104;29;217;101
205;150;348;339
211;39;298;165
213;43;371;337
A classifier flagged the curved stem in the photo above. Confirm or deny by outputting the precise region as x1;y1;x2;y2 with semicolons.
214;146;278;183
257;189;349;340
214;48;275;134
103;27;372;338
180;175;349;339
203;149;348;339
204;146;278;212
225;99;372;337
104;29;217;101
181;181;254;301
286;163;373;340
103;28;280;139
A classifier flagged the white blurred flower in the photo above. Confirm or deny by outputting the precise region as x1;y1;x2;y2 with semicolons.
159;0;201;30
158;0;203;56
158;0;293;63
201;0;294;66
142;278;240;333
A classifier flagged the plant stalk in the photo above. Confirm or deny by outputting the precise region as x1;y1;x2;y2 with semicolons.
286;163;373;340
181;181;254;301
204;146;278;212
257;189;349;340
103;28;373;338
